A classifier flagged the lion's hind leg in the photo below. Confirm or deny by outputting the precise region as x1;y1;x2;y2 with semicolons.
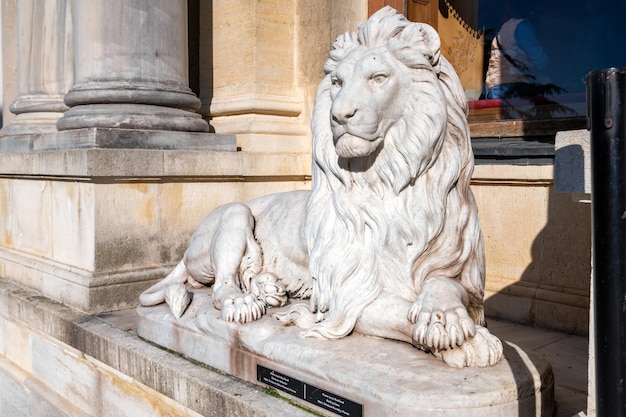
205;203;283;324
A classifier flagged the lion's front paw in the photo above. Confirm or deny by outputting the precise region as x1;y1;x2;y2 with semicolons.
409;298;475;350
435;326;503;368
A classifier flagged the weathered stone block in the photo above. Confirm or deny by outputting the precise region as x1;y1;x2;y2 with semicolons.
51;181;95;270
31;335;99;415
554;129;590;195
471;164;591;334
0;316;4;356
0;357;83;417
13;180;52;257
3;318;31;373
0;179;12;248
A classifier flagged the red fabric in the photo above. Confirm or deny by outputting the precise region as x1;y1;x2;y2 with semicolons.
468;93;585;109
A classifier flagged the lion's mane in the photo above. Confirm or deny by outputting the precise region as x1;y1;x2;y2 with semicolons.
302;7;485;339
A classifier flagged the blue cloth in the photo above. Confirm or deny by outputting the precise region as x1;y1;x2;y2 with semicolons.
484;20;550;99
484;84;515;99
514;20;549;71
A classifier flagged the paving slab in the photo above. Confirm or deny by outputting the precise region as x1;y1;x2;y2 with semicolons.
489;318;589;416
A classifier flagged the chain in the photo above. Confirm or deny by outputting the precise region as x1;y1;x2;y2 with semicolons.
441;0;483;39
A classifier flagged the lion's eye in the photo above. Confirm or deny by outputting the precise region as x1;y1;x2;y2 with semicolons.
371;73;388;84
331;77;342;88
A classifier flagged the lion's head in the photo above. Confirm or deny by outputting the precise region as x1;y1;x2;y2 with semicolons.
328;44;414;159
304;7;485;339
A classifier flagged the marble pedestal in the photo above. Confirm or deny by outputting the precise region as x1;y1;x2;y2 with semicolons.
137;288;555;417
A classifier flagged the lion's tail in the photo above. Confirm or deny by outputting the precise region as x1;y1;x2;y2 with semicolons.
276;303;361;340
300;302;376;340
274;303;321;329
138;260;191;306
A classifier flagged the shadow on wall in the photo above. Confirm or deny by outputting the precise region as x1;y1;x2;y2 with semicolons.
483;184;591;336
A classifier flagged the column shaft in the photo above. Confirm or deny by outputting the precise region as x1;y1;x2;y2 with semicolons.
57;0;208;132
2;0;73;136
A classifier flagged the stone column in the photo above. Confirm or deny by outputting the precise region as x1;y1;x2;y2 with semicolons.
205;0;307;152
57;0;208;133
2;0;73;136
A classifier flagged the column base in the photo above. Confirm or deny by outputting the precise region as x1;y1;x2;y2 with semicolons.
3;94;68;136
57;104;210;132
2;112;63;136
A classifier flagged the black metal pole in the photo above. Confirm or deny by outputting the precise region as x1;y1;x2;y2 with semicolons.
588;67;626;417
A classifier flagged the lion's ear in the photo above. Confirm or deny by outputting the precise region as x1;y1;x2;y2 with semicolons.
325;31;359;74
398;23;442;73
358;6;408;46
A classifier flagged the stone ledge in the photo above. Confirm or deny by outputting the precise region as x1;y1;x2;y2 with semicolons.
0;128;236;153
471;163;554;184
0;279;315;417
0;147;312;181
0;247;173;313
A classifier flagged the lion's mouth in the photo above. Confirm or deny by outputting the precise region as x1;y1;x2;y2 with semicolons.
332;123;380;142
334;133;383;158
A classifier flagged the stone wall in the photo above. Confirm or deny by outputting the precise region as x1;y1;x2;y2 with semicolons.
0;147;311;313
473;164;591;335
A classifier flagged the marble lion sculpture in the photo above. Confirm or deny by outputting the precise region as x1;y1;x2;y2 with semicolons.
140;6;503;368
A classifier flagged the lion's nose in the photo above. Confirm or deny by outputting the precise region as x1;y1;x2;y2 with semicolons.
331;107;357;125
